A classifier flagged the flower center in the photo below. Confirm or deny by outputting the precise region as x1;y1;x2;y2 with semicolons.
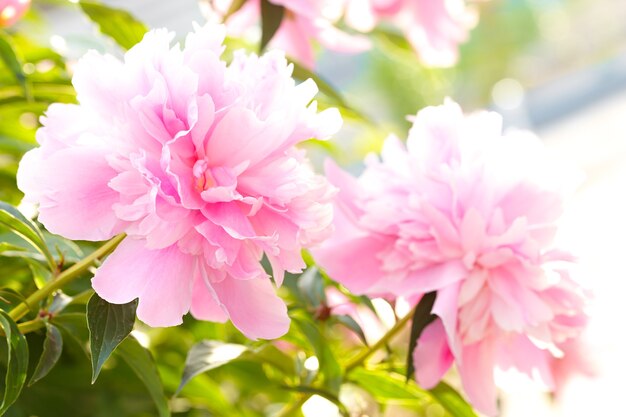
193;159;216;192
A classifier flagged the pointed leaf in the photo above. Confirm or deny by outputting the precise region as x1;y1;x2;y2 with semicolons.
117;336;170;417
177;340;248;394
294;317;342;394
291;61;347;108
297;266;326;307
29;324;63;386
0;31;30;98
79;1;148;50
0;311;29;415
224;0;248;20
430;382;478;417
87;293;137;383
334;314;368;346
349;368;427;405
405;292;437;381
260;0;284;52
0;201;55;271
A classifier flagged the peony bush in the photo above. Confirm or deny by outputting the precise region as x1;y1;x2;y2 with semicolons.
0;1;591;417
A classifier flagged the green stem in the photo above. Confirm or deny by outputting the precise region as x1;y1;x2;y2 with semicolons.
274;396;307;417
274;306;417;417
344;306;415;372
8;234;125;322
17;318;45;334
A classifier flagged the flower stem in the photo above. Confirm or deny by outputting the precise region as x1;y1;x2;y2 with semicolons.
344;306;415;372
8;234;125;322
273;306;416;417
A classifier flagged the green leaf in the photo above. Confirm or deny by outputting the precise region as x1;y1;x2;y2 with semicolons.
25;258;51;289
333;314;368;346
282;385;349;416
78;1;148;50
294;318;342;394
405;292;437;381
0;311;29;415
117;336;170;417
430;382;478;417
349;368;427;405
28;323;63;386
224;0;248;20
0;201;55;271
297;266;326;307
177;340;248;394
0;31;30;98
260;0;284;52
87;293;137;383
291;62;347;107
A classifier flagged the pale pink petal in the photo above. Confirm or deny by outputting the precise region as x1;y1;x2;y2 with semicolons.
413;319;454;388
212;276;290;339
17;147;122;241
92;239;195;327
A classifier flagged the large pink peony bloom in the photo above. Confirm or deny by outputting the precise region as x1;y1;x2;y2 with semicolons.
0;0;30;27
313;100;588;414
343;0;478;67
17;24;341;339
205;0;370;68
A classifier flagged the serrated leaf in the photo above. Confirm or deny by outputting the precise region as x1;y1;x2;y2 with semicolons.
0;31;30;98
0;311;29;415
117;336;170;417
0;201;55;271
177;340;248;394
260;0;284;52
87;293;137;383
406;292;437;381
334;314;368;346
349;368;427;405
79;1;148;50
29;323;63;386
430;382;478;417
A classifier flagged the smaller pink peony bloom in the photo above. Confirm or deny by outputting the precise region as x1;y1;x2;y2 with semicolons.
205;0;370;68
17;23;341;339
314;100;589;414
0;0;30;27
343;0;478;67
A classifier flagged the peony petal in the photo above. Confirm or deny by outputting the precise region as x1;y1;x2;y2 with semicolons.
212;276;290;339
459;340;499;416
413;319;454;389
189;264;229;322
92;238;195;327
17;146;122;241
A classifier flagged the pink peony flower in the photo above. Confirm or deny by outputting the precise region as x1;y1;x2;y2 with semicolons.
0;0;30;27
17;23;341;339
313;100;589;414
343;0;478;67
205;0;370;68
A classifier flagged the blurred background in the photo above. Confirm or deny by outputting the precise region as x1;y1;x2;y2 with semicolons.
1;0;624;416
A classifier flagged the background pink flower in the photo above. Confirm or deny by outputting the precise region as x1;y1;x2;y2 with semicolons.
205;0;370;68
343;0;478;67
0;0;30;27
17;23;341;339
314;100;589;414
